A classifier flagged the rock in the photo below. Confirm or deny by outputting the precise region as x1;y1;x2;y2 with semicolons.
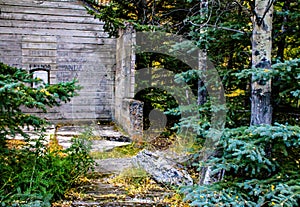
156;150;194;167
133;150;193;187
90;140;131;152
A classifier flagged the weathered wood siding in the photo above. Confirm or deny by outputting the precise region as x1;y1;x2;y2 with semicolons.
0;0;116;122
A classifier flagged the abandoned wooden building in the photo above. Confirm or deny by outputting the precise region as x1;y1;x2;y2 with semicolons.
0;0;142;138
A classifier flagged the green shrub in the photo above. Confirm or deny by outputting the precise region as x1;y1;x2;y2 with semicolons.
0;62;91;206
0;62;80;145
182;124;300;206
0;135;94;206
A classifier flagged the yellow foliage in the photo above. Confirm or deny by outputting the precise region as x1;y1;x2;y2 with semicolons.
40;88;51;96
163;192;190;207
271;185;275;191
47;134;67;157
226;89;245;97
108;167;189;206
6;139;27;149
90;142;141;159
108;167;163;196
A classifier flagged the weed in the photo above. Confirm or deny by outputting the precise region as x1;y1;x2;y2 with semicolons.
90;142;141;159
0;133;95;206
108;167;159;196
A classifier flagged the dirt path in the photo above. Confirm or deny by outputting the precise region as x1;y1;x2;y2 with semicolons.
50;124;177;207
59;172;173;207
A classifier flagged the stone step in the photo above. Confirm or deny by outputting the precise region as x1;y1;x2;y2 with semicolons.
56;138;131;151
69;193;170;206
79;185;169;199
94;158;134;174
54;125;130;142
71;200;168;207
9;124;131;148
61;172;173;207
78;185;124;196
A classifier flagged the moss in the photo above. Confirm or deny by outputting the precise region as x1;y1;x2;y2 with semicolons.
90;142;142;159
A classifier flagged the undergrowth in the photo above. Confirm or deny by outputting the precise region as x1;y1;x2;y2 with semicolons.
182;124;300;206
0;134;94;207
90;142;141;159
108;167;190;206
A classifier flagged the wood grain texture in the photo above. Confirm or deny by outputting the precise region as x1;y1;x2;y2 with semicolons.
0;0;116;122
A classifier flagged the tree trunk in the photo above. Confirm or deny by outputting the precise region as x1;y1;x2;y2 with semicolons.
197;0;208;106
198;50;208;105
197;0;219;185
250;0;274;125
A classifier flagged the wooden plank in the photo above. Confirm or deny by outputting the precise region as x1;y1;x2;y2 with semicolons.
1;5;92;17
0;41;21;47
22;42;57;50
69;98;110;106
57;51;112;58
52;107;98;114
58;36;115;45
78;76;114;83
37;110;112;120
56;56;113;62
56;64;106;70
22;57;57;64
0;19;104;32
0;35;114;45
56;60;114;67
0;34;22;41
57;43;106;50
57;48;113;54
22;35;57;43
0;27;108;37
0;0;88;10
0;50;22;56
0;57;22;63
76;86;113;92
22;49;57;57
78;92;113;97
57;43;114;50
0;13;102;24
61;113;111;120
61;104;110;111
0;45;21;51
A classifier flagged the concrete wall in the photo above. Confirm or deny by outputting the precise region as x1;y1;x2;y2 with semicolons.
114;26;143;141
0;0;116;122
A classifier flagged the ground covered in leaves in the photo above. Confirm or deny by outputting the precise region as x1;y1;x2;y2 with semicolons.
51;124;191;207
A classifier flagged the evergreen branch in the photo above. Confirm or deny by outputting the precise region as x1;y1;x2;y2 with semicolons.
206;24;246;34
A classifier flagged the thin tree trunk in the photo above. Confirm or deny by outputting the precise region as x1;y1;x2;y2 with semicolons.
197;0;208;106
250;0;274;125
197;0;218;185
198;49;207;105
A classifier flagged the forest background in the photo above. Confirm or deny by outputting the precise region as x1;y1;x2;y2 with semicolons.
0;0;299;206
87;0;300;206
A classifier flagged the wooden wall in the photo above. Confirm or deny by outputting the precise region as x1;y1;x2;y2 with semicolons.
0;0;116;122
